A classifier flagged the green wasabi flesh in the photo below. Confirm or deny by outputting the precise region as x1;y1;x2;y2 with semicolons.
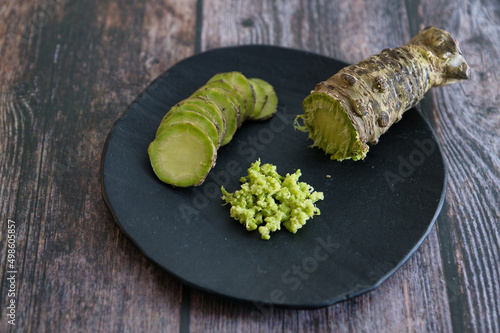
177;98;226;144
148;123;216;187
298;93;367;161
208;72;255;118
203;79;246;125
156;110;221;148
248;78;267;118
221;159;324;240
162;102;218;131
191;87;239;146
250;78;278;120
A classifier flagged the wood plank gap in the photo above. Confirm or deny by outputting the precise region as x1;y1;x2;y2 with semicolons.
403;0;423;41
179;285;191;333
402;1;476;330
194;0;203;54
434;202;469;333
403;1;465;332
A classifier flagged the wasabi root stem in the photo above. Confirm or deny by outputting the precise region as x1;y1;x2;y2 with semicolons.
297;26;470;161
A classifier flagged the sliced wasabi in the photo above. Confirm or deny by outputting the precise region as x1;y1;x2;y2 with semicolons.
148;123;216;187
248;78;267;118
149;72;279;187
162;102;219;131
175;98;226;144
208;72;255;119
156;110;221;148
191;87;239;146
250;78;278;120
203;79;246;125
180;97;225;132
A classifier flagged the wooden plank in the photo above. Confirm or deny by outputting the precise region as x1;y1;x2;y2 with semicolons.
415;0;500;332
200;0;410;61
0;0;197;331
189;1;456;332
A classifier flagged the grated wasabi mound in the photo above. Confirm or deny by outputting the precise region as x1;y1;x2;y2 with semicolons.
221;159;324;240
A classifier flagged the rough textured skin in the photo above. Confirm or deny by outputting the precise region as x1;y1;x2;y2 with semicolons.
302;26;470;160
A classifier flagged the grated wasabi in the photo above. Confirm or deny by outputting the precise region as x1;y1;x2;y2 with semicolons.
221;159;324;240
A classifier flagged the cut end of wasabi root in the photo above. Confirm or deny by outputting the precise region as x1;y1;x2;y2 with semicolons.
221;159;324;240
298;93;368;161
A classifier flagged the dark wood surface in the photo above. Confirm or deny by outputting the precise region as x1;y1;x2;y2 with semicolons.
1;0;498;332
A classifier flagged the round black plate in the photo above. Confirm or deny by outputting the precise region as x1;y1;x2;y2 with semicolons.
101;45;447;308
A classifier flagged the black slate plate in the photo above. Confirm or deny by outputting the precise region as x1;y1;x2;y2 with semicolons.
101;45;447;308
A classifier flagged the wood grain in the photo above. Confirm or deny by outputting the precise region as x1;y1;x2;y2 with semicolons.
417;0;500;332
201;0;411;61
1;0;499;332
0;0;197;331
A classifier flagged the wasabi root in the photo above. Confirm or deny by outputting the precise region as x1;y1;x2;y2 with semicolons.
296;26;470;161
221;160;324;240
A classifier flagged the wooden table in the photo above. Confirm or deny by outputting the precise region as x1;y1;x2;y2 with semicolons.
1;0;499;332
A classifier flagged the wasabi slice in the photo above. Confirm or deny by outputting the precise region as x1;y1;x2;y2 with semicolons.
159;103;222;146
250;78;278;120
156;110;221;148
208;72;255;118
247;78;267;118
175;98;226;144
181;97;225;129
203;79;246;125
191;87;239;146
162;102;219;131
148;123;216;187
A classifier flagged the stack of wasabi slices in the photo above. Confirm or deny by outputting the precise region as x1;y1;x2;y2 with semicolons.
148;72;278;187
